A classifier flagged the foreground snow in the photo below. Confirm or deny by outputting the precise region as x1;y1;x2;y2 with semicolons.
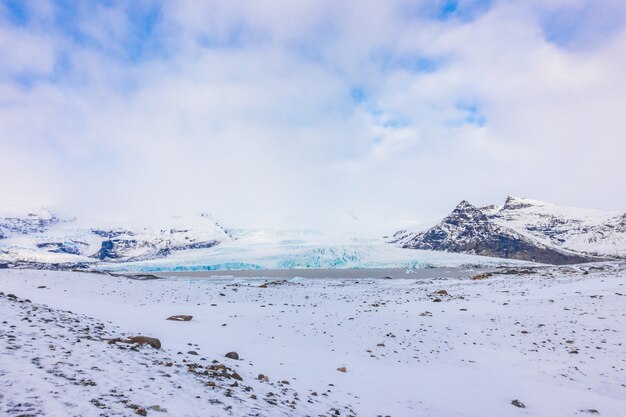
1;263;625;416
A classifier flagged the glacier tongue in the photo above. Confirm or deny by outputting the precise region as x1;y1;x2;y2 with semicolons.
101;228;529;272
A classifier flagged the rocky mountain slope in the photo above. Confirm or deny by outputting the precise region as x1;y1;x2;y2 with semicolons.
391;197;625;265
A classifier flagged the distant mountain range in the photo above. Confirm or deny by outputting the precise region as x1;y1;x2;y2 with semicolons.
0;209;230;268
1;197;624;269
390;196;626;264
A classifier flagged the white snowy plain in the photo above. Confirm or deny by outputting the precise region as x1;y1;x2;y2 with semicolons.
1;263;625;417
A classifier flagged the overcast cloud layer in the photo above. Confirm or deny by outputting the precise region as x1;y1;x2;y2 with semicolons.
1;0;625;232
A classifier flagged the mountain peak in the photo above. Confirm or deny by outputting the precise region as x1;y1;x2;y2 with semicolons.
455;199;474;209
502;196;544;211
451;200;483;216
392;197;617;264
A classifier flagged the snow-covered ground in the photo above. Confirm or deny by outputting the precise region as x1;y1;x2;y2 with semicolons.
1;263;625;416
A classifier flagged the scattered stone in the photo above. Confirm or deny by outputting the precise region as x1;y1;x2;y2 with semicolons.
108;336;162;349
129;336;161;349
148;405;168;413
225;351;239;360
436;290;449;296
166;315;193;321
336;367;347;373
511;399;525;408
471;273;493;280
130;404;147;416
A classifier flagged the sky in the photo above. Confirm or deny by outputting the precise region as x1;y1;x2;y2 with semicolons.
0;0;625;233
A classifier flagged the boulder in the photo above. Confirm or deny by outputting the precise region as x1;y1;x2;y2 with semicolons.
129;336;161;349
108;336;161;350
225;351;239;360
471;273;493;280
511;399;525;408
167;315;193;321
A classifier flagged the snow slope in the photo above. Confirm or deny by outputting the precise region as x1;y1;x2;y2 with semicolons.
1;263;625;416
490;196;626;257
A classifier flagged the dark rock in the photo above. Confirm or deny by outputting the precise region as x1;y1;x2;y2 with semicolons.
129;336;161;349
511;399;525;408
108;336;161;349
225;351;239;360
471;273;492;280
36;241;85;255
167;315;193;321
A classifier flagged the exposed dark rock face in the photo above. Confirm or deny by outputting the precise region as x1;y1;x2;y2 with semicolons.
392;200;600;265
36;241;86;255
94;239;140;260
93;237;220;262
90;229;133;239
0;213;59;237
0;260;92;270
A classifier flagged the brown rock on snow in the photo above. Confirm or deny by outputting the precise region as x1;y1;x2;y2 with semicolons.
337;367;347;373
130;336;162;349
436;290;449;295
471;273;493;280
225;351;239;360
167;315;193;321
108;336;162;349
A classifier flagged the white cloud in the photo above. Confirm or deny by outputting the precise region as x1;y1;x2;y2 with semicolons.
0;0;624;233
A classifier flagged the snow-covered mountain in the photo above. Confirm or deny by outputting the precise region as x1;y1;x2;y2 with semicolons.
1;209;529;271
4;197;623;270
391;197;625;264
0;210;230;267
104;228;525;272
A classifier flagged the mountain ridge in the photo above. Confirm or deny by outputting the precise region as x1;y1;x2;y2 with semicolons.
391;196;625;264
